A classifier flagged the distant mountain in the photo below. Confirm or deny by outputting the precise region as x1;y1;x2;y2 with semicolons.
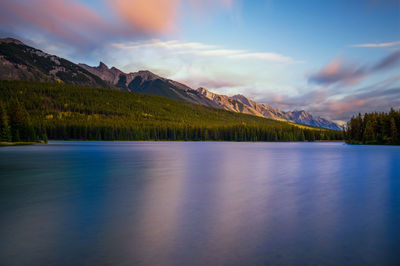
81;62;341;130
201;90;341;130
230;94;342;130
196;88;262;116
0;38;112;88
79;62;220;106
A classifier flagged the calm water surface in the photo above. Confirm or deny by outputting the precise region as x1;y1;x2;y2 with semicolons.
0;141;399;265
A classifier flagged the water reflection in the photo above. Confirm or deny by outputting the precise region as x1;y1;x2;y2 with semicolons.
0;142;399;265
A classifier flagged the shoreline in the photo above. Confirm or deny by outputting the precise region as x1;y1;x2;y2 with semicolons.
43;140;345;143
0;142;43;147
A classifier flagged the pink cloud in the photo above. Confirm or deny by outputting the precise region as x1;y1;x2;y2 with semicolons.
309;50;400;86
323;99;366;116
256;74;400;120
110;0;180;34
319;59;341;76
306;83;400;120
309;58;366;86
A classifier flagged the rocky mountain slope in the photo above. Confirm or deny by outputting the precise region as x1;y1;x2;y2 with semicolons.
81;62;341;130
230;94;341;130
0;38;112;88
79;62;221;105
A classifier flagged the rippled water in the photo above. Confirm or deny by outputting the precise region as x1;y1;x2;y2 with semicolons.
0;141;399;265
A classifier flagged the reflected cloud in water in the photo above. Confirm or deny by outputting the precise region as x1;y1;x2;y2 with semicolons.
0;142;399;265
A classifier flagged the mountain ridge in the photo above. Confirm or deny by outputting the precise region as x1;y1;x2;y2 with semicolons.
0;38;112;88
78;62;223;107
81;62;341;130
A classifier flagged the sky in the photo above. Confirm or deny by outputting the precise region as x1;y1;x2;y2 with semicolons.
0;0;399;121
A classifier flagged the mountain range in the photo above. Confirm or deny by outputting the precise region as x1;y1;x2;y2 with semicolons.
0;37;341;130
80;62;342;130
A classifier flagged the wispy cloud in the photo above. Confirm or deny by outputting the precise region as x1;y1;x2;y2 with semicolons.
112;40;295;63
351;40;400;48
308;86;400;120
260;75;400;120
101;39;301;94
372;50;400;70
308;58;366;86
229;52;294;62
308;50;400;86
113;40;217;51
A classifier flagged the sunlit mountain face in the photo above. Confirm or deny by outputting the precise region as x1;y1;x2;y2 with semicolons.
0;0;399;122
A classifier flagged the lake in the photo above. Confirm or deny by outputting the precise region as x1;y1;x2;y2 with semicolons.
0;141;399;265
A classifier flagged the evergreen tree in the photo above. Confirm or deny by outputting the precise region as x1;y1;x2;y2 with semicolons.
363;120;375;144
0;101;11;142
0;80;344;143
390;118;398;145
346;109;400;145
8;98;35;141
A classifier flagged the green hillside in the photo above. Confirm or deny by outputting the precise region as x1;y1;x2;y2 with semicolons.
130;77;190;102
0;80;343;142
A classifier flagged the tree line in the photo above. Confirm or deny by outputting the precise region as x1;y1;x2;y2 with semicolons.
345;109;400;145
0;99;43;142
0;80;343;142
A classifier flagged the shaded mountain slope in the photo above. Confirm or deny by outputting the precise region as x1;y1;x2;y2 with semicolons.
0;38;112;88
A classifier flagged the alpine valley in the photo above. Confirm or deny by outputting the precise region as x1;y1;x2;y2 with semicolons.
0;37;342;134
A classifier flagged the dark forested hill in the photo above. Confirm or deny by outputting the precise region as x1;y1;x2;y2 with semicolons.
0;81;343;142
345;110;400;145
0;38;112;89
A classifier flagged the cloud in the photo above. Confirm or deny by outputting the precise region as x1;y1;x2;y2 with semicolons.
351;40;400;48
100;39;301;94
229;52;294;62
309;50;400;86
0;0;110;46
110;0;180;34
112;40;295;63
113;40;218;50
308;59;366;86
260;75;400;120
0;0;236;49
174;70;242;89
308;86;400;120
372;50;400;71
